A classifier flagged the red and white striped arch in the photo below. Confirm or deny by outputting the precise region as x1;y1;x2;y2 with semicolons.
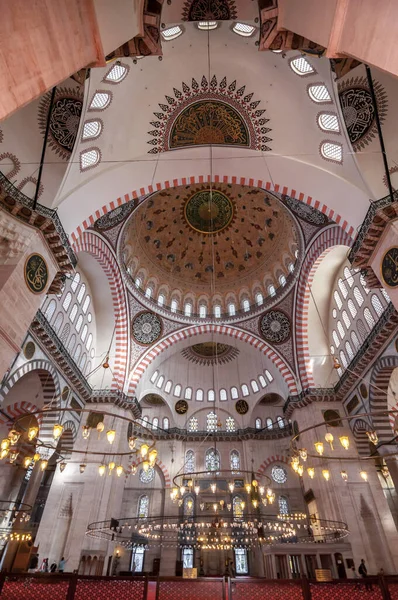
257;455;289;475
136;457;171;488
70;175;355;243
295;226;353;389
73;231;129;390
129;324;298;395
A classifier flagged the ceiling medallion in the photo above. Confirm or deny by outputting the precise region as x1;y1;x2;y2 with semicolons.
282;195;328;227
24;254;48;294
132;311;163;345
184;189;234;234
147;75;271;154
94;201;135;231
38;87;83;160
182;0;237;21
338;76;387;151
175;399;188;414
260;310;291;345
235;399;249;415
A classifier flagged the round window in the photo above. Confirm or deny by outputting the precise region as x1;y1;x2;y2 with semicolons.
139;467;155;484
271;465;287;484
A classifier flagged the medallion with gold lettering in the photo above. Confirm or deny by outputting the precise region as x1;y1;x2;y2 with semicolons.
381;247;398;288
24;254;48;294
235;399;249;415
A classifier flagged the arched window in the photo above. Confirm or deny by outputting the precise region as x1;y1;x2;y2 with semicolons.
82;120;102;141
242;299;250;312
150;370;159;384
347;299;357;318
228;303;236;316
196;389;204;401
259;375;267;388
188;417;198;432
163;417;169;430
360;274;370;294
364;308;375;329
79;353;87;370
231;387;239;399
371;294;384;317
344;267;354;287
145;287;152;299
290;56;315;75
184;302;192;317
81;149;100;172
44;300;56;321
89;91;112;110
157;293;165;307
82;295;91;314
73;344;82;363
337;321;345;339
250;379;259;393
59;323;70;346
76;314;83;333
279;496;289;515
255;418;262;429
86;333;93;351
351;331;360;351
334;290;342;310
226;417;236;432
230;450;240;471
77;283;86;304
288;262;294;273
185;387;192;400
67;334;76;353
277;416;285;429
205;448;220;472
266;418;273;430
62;292;72;311
156;375;164;389
207;412;218;432
220;388;227;401
135;277;141;288
342;310;351;329
332;330;340;348
268;285;276;297
71;272;80;293
338;279;348;299
185;450;195;473
308;84;331;103
152;417;159;430
81;324;88;343
165;380;172;393
279;274;286;287
354;286;364;307
320;141;343;164
137;495;149;518
208;389;215;402
104;62;129;83
70;304;78;323
233;496;244;521
199;305;207;318
182;547;194;569
340;350;348;369
174;384;182;397
381;288;391;303
53;313;63;333
214;305;221;318
357;319;367;341
87;312;92;323
171;299;178;313
241;384;249;397
255;293;263;306
142;416;149;427
345;341;354;361
317;113;340;132
265;370;274;382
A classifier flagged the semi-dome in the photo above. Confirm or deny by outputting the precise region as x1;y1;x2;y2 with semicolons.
122;182;300;319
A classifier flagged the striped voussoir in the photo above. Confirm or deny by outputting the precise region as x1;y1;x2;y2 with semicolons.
295;226;353;389
257;455;289;474
128;324;298;396
73;231;129;391
352;418;372;456
369;355;398;442
58;420;77;458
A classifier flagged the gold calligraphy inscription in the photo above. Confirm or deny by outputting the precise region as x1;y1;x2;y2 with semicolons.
24;254;48;294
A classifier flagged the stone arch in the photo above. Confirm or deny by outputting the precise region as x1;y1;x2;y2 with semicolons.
295;226;353;388
352;418;372;457
257;454;289;475
136;457;171;488
129;324;298;395
58;420;77;458
369;355;398;442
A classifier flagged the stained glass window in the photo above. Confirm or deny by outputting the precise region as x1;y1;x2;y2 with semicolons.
226;417;236;432
207;412;218;432
340;350;348;369
337;321;345;339
220;389;227;401
271;465;287;484
265;370;273;382
137;495;149;518
347;299;357;318
156;375;164;389
163;417;169;430
139;468;155;484
196;389;204;401
279;495;289;514
76;315;83;333
185;450;195;473
230;450;240;472
354;287;364;307
53;313;63;334
266;418;273;430
152;418;159;429
205;448;220;472
277;416;285;428
255;418;262;429
174;384;182;397
131;547;145;572
332;330;340;348
251;380;259;393
241;384;249;397
231;387;239;399
371;294;384;317
165;380;172;393
63;293;72;312
185;387;192;400
188;417;198;432
364;308;375;329
342;310;351;329
208;389;215;402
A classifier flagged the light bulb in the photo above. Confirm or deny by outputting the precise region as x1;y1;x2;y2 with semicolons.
360;470;368;482
262;498;267;506
252;479;258;488
116;465;123;477
82;426;90;439
187;479;193;488
28;426;39;441
297;464;304;477
366;431;378;445
59;462;67;472
314;442;324;456
96;422;105;433
266;488;273;497
24;457;32;468
299;448;307;462
8;430;20;445
220;499;224;507
33;453;40;462
142;460;150;472
9;451;19;463
98;464;106;476
322;469;330;481
187;499;193;509
128;437;136;450
108;461;115;471
252;499;258;508
40;459;48;471
53;424;64;441
213;503;218;512
194;485;200;495
292;462;299;473
211;483;217;493
140;443;149;458
339;436;350;450
228;482;234;493
79;463;86;474
106;429;116;444
131;463;137;475
148;449;158;466
245;483;251;493
340;470;348;481
325;433;334;449
259;486;265;495
0;449;9;460
307;467;315;479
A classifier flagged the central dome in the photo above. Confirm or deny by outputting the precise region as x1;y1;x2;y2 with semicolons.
122;183;300;318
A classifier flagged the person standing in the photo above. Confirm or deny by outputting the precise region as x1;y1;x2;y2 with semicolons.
358;558;372;591
58;557;66;573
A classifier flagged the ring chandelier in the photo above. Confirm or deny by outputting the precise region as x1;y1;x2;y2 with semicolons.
290;409;398;482
0;500;32;545
1;408;160;477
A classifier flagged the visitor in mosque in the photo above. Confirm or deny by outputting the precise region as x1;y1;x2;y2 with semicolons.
1;2;398;596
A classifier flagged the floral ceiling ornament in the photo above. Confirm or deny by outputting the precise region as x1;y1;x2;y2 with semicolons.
132;311;163;345
147;75;272;153
338;76;388;151
181;342;240;366
38;87;84;160
259;310;291;344
282;195;328;226
182;0;237;21
94;201;136;232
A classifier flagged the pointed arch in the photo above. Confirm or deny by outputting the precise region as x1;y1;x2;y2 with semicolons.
369;355;398;441
257;454;289;475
